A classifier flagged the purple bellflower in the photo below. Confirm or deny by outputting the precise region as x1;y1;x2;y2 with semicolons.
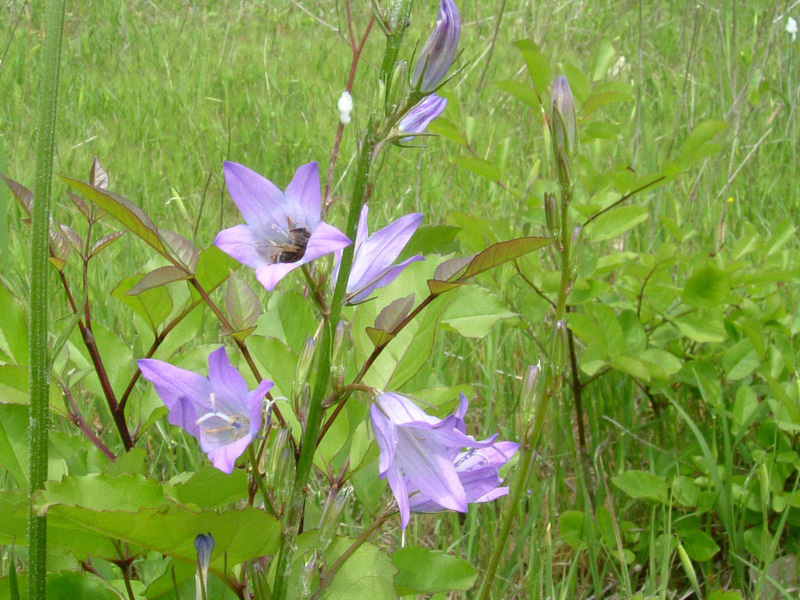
215;161;351;291
370;391;513;529
138;347;273;473
339;205;424;304
412;0;460;92
398;94;448;139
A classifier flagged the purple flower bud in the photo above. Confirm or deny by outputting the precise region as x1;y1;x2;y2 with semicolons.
398;95;448;140
551;76;577;156
412;0;460;91
194;532;214;599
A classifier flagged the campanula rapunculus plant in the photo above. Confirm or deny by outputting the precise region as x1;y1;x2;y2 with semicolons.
214;161;351;291
340;205;424;304
398;94;448;138
369;392;501;528
412;0;460;92
138;347;273;473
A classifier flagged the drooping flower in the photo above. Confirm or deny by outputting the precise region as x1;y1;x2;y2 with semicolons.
138;347;272;473
370;392;511;528
214;161;351;291
338;205;424;304
408;441;519;512
398;94;448;138
412;0;461;92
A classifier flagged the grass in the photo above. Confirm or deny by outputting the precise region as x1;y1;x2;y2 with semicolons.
1;0;799;598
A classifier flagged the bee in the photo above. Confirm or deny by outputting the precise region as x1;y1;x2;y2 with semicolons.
276;226;311;263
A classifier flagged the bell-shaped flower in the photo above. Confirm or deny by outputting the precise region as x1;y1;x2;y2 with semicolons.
138;347;273;473
551;76;577;156
397;95;447;139
370;392;502;529
412;0;460;92
214;161;351;291
338;205;424;304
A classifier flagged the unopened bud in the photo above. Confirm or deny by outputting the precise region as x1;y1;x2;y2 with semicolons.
520;363;542;417
568;226;582;275
194;533;214;600
297;553;318;599
273;446;296;513
552;320;568;371
412;0;460;92
544;192;560;239
295;337;316;393
331;321;350;391
318;485;352;554
551;76;576;157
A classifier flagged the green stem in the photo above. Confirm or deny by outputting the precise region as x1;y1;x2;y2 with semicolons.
28;1;67;599
271;123;376;600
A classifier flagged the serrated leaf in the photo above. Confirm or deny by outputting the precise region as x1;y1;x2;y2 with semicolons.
458;236;551;282
433;255;473;281
66;190;90;218
612;470;668;503
58;224;83;253
60;176;169;257
442;286;516;338
89;231;125;258
393;546;477;594
193;245;240;298
454;156;501;182
225;270;260;331
126;266;188;295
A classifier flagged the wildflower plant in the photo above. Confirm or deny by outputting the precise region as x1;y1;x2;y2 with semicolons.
3;0;737;597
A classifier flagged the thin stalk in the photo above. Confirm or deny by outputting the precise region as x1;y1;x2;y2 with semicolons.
28;1;67;598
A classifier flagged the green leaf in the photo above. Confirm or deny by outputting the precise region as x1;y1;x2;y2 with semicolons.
640;349;682;376
35;474;280;568
586;206;649;241
427;118;467;146
612;470;668;503
0;281;28;365
398;225;460;261
453;156;501;183
367;294;415;347
514;39;552;95
675;313;727;343
112;274;173;332
679;120;727;163
680;529;720;562
558;510;591;550
324;538;397;599
609;355;651;382
442;286;516;338
60;176;169;257
169;467;249;509
494;80;541;111
683;265;730;308
722;339;759;381
582;91;633;117
226;269;260;332
89;230;125;258
393;546;477;594
764;218;796;257
458;236;550;282
590;39;615;80
126;266;188;295
194;245;240;296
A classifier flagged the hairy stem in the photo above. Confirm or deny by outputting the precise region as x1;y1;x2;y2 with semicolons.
28;1;67;597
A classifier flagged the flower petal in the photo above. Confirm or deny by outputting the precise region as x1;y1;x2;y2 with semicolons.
206;432;256;474
304;221;351;262
214;224;265;270
137;359;211;412
208;347;249;406
376;392;441;427
223;162;286;231
386;467;411;529
348;212;423;289
247;379;274;437
283;162;321;230
347;255;424;304
396;428;467;513
171;395;202;440
370;403;397;476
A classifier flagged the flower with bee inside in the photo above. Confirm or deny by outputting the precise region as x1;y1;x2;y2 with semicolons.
137;347;273;473
214;161;351;291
